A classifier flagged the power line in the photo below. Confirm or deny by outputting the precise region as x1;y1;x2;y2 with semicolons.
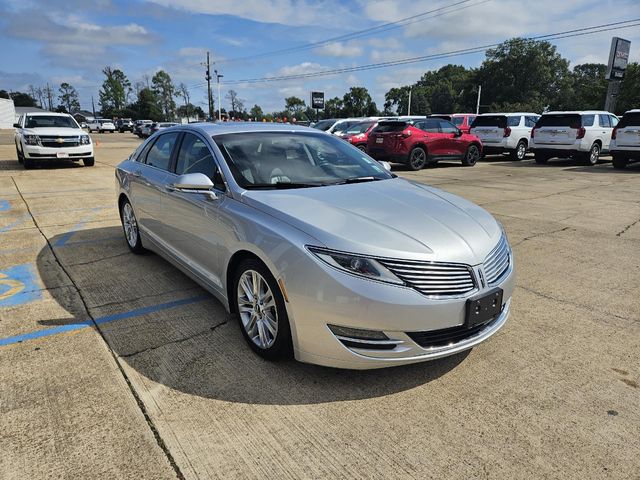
217;0;488;64
204;19;640;86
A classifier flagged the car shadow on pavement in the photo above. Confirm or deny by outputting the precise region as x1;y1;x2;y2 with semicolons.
0;158;84;171
36;226;470;405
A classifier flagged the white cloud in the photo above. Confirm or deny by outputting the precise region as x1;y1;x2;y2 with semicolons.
314;41;364;58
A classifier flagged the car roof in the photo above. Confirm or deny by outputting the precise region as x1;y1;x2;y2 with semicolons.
25;112;73;117
478;112;539;116
170;121;325;137
623;109;640;114
543;111;615;115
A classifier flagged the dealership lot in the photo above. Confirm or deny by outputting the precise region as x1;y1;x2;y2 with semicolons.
1;131;639;479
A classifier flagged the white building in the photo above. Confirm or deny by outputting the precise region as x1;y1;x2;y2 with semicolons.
0;98;16;128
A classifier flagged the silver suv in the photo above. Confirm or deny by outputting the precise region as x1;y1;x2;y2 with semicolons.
530;111;619;165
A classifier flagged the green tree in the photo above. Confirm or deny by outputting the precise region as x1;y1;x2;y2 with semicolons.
152;70;176;120
616;62;640;115
342;87;377;117
284;96;306;118
225;89;245;117
476;38;571;112
58;82;80;112
323;96;343;118
99;67;131;116
132;87;163;121
249;104;264;120
9;91;38;107
0;90;9;99
177;103;205;119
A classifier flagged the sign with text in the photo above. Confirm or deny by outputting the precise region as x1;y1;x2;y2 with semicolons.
311;91;325;109
606;37;631;80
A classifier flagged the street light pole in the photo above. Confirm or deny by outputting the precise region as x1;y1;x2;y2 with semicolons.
408;87;412;116
215;70;223;121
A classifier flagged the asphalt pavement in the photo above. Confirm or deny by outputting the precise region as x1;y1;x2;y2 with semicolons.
1;130;639;479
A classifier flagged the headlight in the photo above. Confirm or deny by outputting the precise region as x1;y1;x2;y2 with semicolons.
24;134;40;146
80;135;91;145
307;247;404;285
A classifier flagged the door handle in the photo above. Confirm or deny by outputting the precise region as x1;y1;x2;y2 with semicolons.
132;170;142;178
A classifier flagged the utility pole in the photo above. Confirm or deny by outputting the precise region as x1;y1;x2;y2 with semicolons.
205;51;213;120
91;96;96;119
407;87;412;116
215;70;223;122
46;83;53;111
475;85;482;115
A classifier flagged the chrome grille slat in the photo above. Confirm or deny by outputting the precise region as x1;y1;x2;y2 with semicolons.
378;258;476;297
483;236;511;285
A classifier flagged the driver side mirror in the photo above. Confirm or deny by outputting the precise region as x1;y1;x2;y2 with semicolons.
454;128;463;137
171;173;215;196
13;123;21;128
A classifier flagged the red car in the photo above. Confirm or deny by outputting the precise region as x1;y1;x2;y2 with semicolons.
337;120;377;151
367;118;483;170
430;114;477;134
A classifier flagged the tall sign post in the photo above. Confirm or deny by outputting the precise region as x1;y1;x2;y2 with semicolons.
604;37;631;113
311;91;324;122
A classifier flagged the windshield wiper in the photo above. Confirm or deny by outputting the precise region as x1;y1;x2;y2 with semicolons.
330;176;385;185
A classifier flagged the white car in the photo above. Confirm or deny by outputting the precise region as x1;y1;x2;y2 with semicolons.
13;112;94;169
610;109;640;169
530;111;619;165
328;117;382;135
470;113;539;160
87;118;116;133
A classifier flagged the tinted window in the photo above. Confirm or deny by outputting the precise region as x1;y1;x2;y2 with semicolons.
610;115;619;127
507;116;521;127
471;115;507;128
581;115;595;127
421;118;440;133
452;117;464;126
144;132;179;171
376;121;408;133
438;119;458;134
525;116;538;127
598;114;610;128
25;115;79;128
176;133;218;183
617;113;640;128
536;114;581;128
312;119;336;131
345;122;374;134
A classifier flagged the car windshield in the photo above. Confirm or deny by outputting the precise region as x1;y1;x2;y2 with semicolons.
25;116;78;129
312;120;336;131
215;131;393;189
346;122;374;134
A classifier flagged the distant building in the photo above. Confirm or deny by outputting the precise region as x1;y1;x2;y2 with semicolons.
72;110;95;124
0;98;16;128
14;106;48;121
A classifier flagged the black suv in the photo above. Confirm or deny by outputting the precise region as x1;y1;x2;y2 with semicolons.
116;118;134;133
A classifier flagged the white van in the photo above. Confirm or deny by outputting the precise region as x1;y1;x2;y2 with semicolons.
470;113;539;160
610;109;640;169
530;111;619;165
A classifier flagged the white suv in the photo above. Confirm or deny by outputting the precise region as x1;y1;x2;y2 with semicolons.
470;113;539;160
87;118;116;133
610;109;640;169
14;112;94;169
530;111;619;165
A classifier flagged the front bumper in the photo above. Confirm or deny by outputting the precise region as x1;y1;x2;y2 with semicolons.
23;144;93;160
285;250;515;370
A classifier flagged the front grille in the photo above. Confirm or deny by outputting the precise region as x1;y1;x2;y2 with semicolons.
39;136;80;148
378;259;476;297
483;236;510;285
407;314;501;348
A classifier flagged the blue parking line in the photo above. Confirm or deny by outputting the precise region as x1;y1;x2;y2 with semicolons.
0;215;31;233
0;295;209;347
0;200;9;212
53;207;103;247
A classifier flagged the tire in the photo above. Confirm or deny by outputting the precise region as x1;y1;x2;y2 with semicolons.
462;144;480;166
15;145;24;164
534;153;549;164
510;140;527;161
583;143;600;166
83;157;95;167
408;147;428;170
233;259;293;360
356;144;367;152
612;156;628;170
119;199;145;254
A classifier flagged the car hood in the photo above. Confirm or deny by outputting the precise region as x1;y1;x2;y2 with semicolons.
21;128;83;136
242;178;502;265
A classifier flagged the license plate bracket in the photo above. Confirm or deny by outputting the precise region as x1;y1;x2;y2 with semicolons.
465;287;503;328
376;137;383;144
56;152;69;158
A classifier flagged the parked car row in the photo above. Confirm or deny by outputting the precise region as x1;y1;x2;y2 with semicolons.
322;109;639;170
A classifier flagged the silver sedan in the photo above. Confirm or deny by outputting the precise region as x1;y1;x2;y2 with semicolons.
115;122;515;369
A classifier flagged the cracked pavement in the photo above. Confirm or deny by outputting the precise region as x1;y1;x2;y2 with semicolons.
1;131;639;479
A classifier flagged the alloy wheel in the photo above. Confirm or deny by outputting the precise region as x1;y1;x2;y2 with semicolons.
589;145;600;165
409;148;427;170
464;145;480;166
517;142;526;160
122;203;139;248
237;270;278;349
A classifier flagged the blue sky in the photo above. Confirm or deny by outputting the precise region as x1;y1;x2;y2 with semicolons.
0;0;638;113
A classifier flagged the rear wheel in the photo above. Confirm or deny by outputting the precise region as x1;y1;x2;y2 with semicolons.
83;157;95;167
120;200;145;254
356;144;367;152
462;144;480;166
408;147;428;170
233;259;292;360
612;156;628;170
511;140;527;160
584;143;600;166
534;153;549;164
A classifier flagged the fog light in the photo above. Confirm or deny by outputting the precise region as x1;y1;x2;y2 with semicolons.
328;324;388;340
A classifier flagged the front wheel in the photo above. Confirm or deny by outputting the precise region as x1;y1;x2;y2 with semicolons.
612;156;628;169
356;144;367;152
408;147;428;170
83;157;95;167
233;259;292;360
462;144;480;166
15;145;24;164
584;143;600;166
120;200;145;254
534;153;549;164
511;140;527;161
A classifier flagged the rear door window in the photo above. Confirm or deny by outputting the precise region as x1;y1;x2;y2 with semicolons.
525;116;538;127
471;115;507;128
536;114;581;128
609;115;619;127
175;133;224;190
598;114;611;128
617;113;640;128
144;132;180;171
422;118;441;133
438;119;458;134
